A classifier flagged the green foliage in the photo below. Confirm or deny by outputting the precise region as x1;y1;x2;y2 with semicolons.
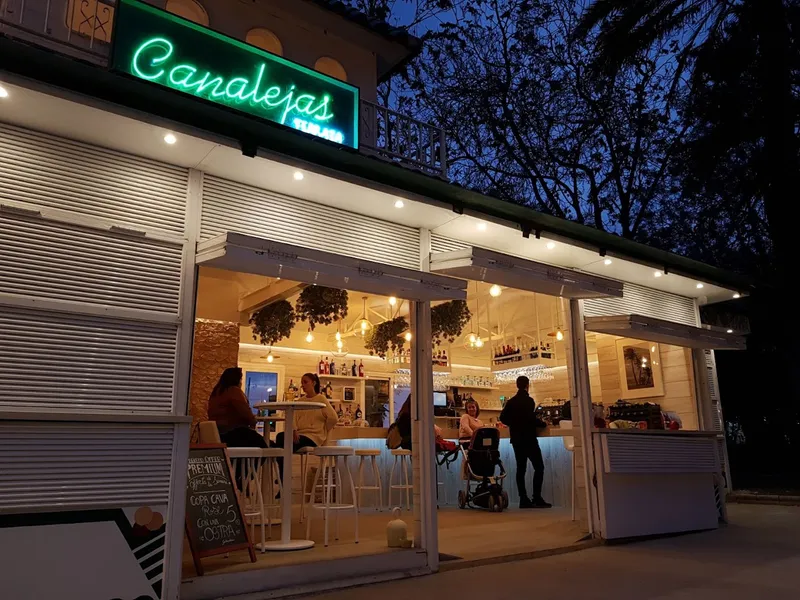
294;286;349;330
364;316;409;358
250;300;295;346
431;299;471;345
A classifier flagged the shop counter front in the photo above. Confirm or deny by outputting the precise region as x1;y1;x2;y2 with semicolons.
328;426;577;509
593;428;722;540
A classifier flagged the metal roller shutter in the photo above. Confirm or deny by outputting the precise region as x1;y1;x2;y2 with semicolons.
584;282;698;326
0;123;188;236
0;422;174;512
0;306;177;412
201;175;421;269
0;212;182;313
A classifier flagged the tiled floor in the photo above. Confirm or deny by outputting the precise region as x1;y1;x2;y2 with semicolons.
182;506;586;578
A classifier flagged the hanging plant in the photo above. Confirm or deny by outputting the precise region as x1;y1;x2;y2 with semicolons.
431;299;471;345
250;300;295;346
365;316;408;358
294;286;349;330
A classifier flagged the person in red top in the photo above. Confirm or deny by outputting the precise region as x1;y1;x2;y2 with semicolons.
208;367;267;449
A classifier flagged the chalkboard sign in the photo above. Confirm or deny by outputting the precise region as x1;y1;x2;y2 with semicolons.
184;444;255;575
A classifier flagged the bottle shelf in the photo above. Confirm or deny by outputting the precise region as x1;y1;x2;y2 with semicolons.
491;355;556;373
318;373;367;380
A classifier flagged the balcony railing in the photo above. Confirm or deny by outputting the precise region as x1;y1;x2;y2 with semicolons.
0;0;115;64
1;0;449;178
359;99;448;179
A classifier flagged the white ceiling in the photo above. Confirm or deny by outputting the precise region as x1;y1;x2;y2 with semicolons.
0;78;740;304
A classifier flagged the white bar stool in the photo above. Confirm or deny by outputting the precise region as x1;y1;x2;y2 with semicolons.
560;420;577;520
259;448;285;541
353;448;383;512
306;446;359;547
227;448;266;551
388;449;412;509
298;446;315;523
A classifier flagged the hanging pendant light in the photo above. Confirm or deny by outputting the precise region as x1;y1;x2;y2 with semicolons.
358;296;372;336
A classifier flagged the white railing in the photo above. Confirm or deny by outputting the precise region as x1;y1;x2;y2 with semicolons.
0;0;115;64
360;99;447;179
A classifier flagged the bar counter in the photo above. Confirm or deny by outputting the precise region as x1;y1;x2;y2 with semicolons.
329;426;575;441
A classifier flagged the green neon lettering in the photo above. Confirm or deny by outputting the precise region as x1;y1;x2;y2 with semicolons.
127;37;343;137
169;64;196;87
132;37;173;81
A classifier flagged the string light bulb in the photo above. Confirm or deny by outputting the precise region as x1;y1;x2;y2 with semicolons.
404;331;412;342
489;284;502;297
556;329;564;341
389;296;397;307
266;352;274;363
305;330;314;343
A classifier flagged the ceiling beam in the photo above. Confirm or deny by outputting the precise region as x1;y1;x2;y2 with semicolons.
238;280;306;322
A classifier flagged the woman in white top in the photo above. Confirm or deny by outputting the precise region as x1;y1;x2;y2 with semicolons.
459;399;484;442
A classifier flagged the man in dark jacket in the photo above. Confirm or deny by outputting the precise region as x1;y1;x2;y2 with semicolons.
500;375;552;508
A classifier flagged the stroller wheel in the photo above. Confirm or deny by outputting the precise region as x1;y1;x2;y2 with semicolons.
490;498;501;513
501;491;509;509
458;490;467;509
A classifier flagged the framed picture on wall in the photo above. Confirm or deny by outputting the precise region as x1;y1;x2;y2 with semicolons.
343;386;356;402
615;339;664;399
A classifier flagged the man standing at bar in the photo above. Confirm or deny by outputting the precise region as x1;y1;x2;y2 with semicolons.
500;375;552;509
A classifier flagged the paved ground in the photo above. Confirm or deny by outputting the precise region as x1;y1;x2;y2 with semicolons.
297;504;800;600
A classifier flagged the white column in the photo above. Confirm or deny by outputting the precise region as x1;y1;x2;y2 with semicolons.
410;299;438;570
163;168;202;600
567;298;602;537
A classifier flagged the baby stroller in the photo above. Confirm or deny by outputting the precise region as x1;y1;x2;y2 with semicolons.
457;427;508;512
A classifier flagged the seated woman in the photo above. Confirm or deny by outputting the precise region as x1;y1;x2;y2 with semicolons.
208;367;267;448
459;399;484;445
393;397;443;450
275;373;337;480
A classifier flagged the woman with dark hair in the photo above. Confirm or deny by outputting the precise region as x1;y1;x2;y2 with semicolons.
275;372;337;480
393;396;442;450
208;367;267;449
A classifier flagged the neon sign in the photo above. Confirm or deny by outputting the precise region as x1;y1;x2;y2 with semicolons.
112;0;358;148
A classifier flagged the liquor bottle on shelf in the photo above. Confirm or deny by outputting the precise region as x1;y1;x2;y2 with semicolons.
323;357;329;375
337;405;344;423
355;406;363;420
352;360;357;376
318;356;325;375
330;359;336;376
358;360;364;377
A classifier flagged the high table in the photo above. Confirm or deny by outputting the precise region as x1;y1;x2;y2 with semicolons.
260;400;324;551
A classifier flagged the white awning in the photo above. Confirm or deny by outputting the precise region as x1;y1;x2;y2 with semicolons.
429;247;623;298
584;314;745;350
196;232;467;301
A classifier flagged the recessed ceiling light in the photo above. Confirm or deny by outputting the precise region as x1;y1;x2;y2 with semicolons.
293;171;304;181
733;293;741;299
163;133;177;145
477;221;487;231
489;284;502;297
546;241;556;250
0;85;8;99
726;329;733;334
696;283;704;289
394;199;404;208
654;271;663;278
603;258;612;266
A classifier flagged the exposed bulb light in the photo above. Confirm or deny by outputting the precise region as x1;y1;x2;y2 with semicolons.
654;271;663;278
389;296;397;306
0;85;9;99
475;337;484;348
727;329;733;334
266;353;274;363
404;331;412;342
360;319;369;332
293;171;304;181
556;329;564;341
696;283;704;289
733;293;741;299
394;199;404;209
335;331;341;341
546;241;556;250
305;330;314;343
468;332;477;344
163;133;177;145
603;258;612;266
651;346;656;353
489;284;502;297
336;339;344;350
477;221;487;231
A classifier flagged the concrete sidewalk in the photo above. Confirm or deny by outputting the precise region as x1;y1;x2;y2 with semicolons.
297;504;800;600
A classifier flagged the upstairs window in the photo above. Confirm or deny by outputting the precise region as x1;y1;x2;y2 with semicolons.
314;57;348;82
165;0;209;26
246;28;283;56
